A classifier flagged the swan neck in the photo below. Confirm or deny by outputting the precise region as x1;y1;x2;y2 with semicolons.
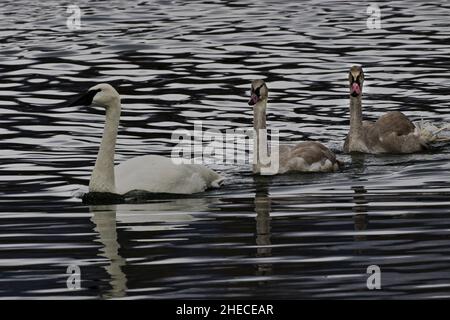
253;100;268;174
89;101;121;193
349;96;363;137
253;100;267;131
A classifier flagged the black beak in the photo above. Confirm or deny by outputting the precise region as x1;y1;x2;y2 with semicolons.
67;89;101;107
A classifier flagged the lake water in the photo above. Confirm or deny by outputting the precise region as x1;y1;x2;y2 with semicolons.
1;0;450;299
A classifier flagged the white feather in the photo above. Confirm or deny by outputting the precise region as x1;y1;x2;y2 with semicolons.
115;155;224;195
414;120;450;143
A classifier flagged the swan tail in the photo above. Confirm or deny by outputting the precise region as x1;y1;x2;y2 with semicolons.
336;159;345;170
211;176;225;188
413;120;450;145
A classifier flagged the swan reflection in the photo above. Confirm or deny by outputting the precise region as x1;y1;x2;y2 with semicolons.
253;176;273;278
90;205;127;298
89;197;217;298
352;186;369;245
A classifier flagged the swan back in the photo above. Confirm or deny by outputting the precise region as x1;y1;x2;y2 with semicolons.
279;142;340;173
115;155;224;195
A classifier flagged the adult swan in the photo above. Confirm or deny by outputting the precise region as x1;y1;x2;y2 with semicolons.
69;84;224;196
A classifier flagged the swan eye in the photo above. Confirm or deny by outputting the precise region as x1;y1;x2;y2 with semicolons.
356;73;364;84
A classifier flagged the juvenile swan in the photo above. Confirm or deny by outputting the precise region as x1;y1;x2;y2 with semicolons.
69;84;224;195
344;65;446;154
248;80;340;174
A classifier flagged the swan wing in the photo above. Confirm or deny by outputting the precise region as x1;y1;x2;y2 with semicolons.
367;112;422;153
279;142;339;173
115;155;223;194
374;114;449;152
375;111;415;136
377;132;425;153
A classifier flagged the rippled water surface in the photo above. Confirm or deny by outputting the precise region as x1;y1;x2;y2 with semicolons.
1;0;450;299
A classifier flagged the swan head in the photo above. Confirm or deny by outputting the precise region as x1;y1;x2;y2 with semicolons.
349;65;364;98
68;83;121;109
248;79;268;106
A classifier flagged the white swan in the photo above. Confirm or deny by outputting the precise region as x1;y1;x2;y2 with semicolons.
69;83;224;195
344;65;449;154
249;79;341;174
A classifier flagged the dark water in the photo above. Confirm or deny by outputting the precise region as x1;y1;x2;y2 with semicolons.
1;0;450;299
